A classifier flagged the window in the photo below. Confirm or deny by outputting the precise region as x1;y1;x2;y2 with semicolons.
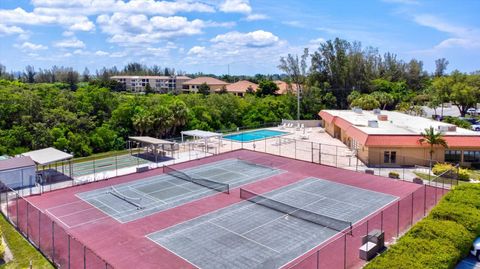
463;151;480;163
383;151;397;164
445;150;462;162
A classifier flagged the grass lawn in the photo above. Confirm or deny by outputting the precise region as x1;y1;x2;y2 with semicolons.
0;215;53;269
414;172;469;185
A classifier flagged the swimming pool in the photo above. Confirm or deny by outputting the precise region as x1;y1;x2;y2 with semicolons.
223;129;289;142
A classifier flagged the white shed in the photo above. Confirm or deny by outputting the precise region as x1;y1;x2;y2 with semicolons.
0;156;36;189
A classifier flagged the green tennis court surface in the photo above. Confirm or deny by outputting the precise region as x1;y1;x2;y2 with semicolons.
58;154;151;177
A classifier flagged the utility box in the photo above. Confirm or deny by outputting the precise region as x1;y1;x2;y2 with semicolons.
0;156;36;189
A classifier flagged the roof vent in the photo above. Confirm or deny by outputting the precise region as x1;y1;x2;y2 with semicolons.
373;109;381;115
353;107;363;114
368;120;379;128
377;114;388;121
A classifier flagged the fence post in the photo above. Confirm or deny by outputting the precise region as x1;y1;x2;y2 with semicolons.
294;140;297;159
68;235;71;269
335;146;338;167
26;203;29;239
15;193;18;227
410;193;414;226
381;210;384;232
115;152;118;177
311;142;313;163
396;201;400;237
84;245;86;269
423;185;427;216
38;211;41;249
52;221;55;264
319;143;322;164
5;191;8;219
316;250;320;269
343;233;347;269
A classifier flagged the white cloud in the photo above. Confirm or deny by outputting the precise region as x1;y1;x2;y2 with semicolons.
245;13;268;21
219;0;252;14
95;50;109;56
211;30;280;48
0;24;25;35
0;8;56;25
97;13;216;46
187;46;206;55
17;42;48;51
69;19;95;31
54;38;86;49
412;14;480;50
62;31;74;37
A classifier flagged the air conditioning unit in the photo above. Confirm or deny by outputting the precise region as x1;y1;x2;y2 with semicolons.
353;107;363;114
368;120;379;128
438;125;449;132
447;126;457;132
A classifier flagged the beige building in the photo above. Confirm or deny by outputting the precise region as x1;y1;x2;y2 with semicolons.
111;75;192;93
182;77;230;93
225;80;258;97
319;109;480;167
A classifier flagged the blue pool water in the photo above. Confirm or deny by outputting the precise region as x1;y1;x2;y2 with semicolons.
223;129;288;142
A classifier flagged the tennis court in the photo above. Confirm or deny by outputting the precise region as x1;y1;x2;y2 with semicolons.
19;150;431;269
59;154;151;177
46;159;283;225
147;178;397;269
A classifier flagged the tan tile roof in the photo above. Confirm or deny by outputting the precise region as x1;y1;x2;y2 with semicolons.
184;76;229;86
274;80;300;94
225;80;258;93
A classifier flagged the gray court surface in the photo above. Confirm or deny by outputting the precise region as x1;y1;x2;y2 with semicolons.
76;159;283;223
147;178;398;269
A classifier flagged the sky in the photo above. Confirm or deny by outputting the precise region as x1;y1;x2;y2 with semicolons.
0;0;479;75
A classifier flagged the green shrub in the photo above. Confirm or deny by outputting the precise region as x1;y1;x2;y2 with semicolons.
405;219;474;253
429;200;480;234
432;163;470;181
388;171;400;179
443;184;480;209
365;237;460;269
365;184;480;269
432;163;454;176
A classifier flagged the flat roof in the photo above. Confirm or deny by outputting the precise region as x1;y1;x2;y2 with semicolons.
321;110;480;136
0;156;35;171
129;136;174;145
22;147;73;165
181;130;222;138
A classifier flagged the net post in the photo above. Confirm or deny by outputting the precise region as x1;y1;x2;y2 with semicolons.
410;192;414;226
343;233;347;269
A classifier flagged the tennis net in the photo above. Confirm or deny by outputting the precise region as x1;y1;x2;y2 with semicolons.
164;165;230;194
240;188;352;233
109;186;143;209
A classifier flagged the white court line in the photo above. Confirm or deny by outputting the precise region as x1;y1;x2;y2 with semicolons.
94;197;121;213
53;206;98;219
208;221;280;254
293;189;364;210
145;235;203;269
128;186;166;205
45;209;72;229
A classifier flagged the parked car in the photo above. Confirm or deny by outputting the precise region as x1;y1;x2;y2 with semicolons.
472;124;480;131
471;237;480;261
466;108;480;115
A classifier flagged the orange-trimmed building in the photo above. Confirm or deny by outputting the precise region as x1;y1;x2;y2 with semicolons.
225;80;258;96
319;109;480;167
182;77;229;93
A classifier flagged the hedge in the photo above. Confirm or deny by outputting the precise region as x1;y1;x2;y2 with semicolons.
365;183;480;269
432;163;470;181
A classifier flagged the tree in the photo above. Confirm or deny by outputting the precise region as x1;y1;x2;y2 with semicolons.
82;67;91;82
350;94;380;110
145;83;154;94
419;127;448;173
256;80;279;97
434;58;449;77
371;91;394;110
218;85;228;94
24;65;36;83
198;83;211;95
278;48;309;120
246;85;255;94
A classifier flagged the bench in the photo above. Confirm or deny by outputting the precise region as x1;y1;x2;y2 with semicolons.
136;166;149;173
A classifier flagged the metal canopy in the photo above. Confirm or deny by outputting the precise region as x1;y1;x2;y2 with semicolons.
181;130;222;139
129;136;174;145
22;147;73;166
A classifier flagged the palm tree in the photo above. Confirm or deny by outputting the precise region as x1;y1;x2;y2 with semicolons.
419;126;448;177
